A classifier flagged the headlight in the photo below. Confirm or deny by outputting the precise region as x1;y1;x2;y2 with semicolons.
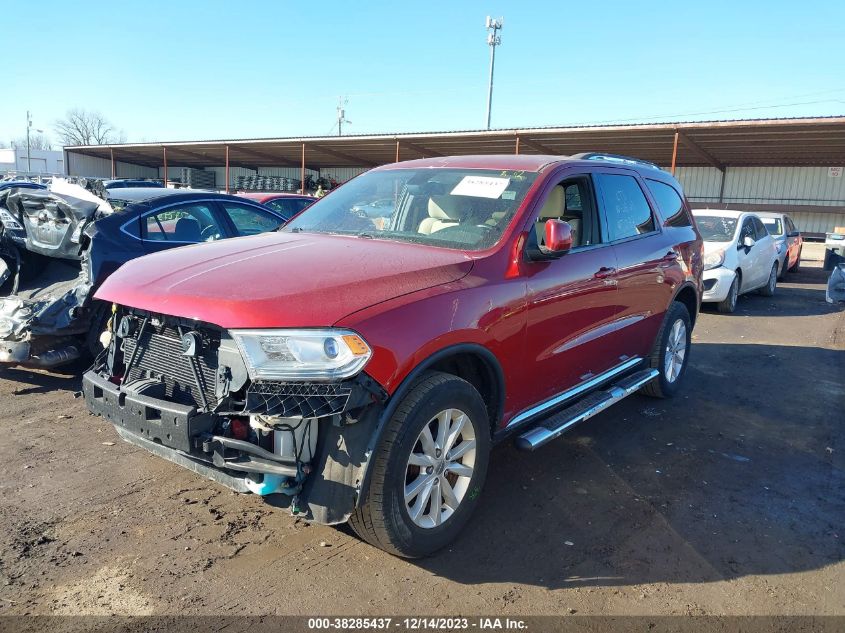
231;328;372;381
703;249;725;271
0;209;23;231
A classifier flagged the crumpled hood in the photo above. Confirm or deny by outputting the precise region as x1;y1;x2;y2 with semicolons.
95;232;474;328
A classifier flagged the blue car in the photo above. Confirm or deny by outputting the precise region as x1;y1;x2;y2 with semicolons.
0;187;285;369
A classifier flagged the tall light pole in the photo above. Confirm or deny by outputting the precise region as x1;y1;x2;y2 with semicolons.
25;111;43;173
485;16;503;130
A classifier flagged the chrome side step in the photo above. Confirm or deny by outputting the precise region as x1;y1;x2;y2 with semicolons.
514;368;658;451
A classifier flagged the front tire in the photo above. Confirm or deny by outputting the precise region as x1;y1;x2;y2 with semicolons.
640;302;692;399
717;274;739;313
349;371;491;558
758;263;777;297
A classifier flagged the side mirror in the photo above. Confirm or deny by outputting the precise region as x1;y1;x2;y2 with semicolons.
525;219;573;261
787;230;800;238
741;235;755;250
545;219;573;254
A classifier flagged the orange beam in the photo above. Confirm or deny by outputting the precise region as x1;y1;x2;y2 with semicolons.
515;135;520;155
670;131;679;175
395;140;400;163
225;145;230;193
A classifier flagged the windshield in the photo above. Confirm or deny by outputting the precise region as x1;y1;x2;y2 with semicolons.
283;168;538;251
695;215;738;242
761;217;783;236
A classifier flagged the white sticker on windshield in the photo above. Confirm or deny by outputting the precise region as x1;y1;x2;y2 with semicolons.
450;176;511;199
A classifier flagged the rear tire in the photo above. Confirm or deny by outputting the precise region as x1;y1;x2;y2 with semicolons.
349;371;490;558
640;302;692;399
717;274;739;313
758;263;777;297
789;251;801;272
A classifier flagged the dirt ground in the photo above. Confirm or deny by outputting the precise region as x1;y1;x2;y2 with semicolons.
0;243;842;618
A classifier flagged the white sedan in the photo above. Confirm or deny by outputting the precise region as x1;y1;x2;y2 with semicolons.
692;210;780;313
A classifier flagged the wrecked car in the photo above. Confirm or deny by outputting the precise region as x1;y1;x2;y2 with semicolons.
83;153;702;557
0;187;286;368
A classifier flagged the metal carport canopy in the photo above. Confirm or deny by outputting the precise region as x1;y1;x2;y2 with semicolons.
65;116;845;171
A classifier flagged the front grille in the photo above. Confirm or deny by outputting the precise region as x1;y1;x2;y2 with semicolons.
246;381;352;418
122;321;219;409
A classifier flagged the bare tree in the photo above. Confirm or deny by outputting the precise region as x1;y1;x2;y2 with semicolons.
54;108;125;146
11;133;53;151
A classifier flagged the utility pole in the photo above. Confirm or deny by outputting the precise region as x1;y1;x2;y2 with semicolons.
26;110;32;172
337;97;351;136
485;16;503;130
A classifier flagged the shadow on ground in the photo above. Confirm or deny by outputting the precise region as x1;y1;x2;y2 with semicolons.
416;340;844;589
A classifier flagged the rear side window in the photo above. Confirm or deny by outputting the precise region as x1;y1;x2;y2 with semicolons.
265;198;313;220
143;203;222;242
221;203;282;236
645;179;691;227
595;173;656;241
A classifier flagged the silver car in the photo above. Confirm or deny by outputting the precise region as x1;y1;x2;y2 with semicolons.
756;212;803;280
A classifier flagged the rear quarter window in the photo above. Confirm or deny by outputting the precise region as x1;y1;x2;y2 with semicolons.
645;179;691;228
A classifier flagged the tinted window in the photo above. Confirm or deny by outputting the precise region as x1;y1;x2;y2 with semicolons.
265;197;313;220
595;174;655;241
222;203;282;236
143;203;223;242
645;179;690;227
752;216;768;239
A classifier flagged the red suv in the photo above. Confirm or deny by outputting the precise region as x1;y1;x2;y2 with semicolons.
83;153;702;557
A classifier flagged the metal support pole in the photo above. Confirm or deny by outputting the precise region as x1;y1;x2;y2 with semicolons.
718;167;727;203
515;135;520;155
670;131;679;176
26;110;32;172
395;140;400;163
163;146;168;188
301;143;306;194
225;145;230;193
110;148;115;179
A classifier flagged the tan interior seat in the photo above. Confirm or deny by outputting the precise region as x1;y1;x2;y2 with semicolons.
534;185;565;245
419;196;465;234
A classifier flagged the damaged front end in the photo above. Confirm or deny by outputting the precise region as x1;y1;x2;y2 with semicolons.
0;186;108;368
83;308;387;523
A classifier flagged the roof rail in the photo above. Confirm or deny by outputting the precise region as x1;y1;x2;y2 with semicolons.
571;152;662;170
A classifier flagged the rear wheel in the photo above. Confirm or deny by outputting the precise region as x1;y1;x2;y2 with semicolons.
758;263;777;297
640;302;692;398
349;371;490;558
789;249;801;272
717;274;739;313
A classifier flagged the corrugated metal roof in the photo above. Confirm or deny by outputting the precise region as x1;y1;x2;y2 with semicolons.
64;116;845;171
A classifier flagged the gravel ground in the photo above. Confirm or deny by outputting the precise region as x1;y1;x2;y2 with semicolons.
0;243;842;617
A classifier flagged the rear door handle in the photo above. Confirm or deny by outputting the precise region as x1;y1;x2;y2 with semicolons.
594;266;616;279
659;251;678;266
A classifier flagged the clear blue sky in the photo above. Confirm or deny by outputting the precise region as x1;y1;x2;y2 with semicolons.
4;0;844;146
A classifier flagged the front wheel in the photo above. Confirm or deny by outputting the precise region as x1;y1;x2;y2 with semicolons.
640;302;692;398
758;263;777;297
349;371;491;558
717;274;739;313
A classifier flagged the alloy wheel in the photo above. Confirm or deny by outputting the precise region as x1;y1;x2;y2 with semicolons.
404;408;477;529
663;319;687;383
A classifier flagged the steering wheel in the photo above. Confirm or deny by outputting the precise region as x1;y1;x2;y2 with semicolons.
200;225;220;241
475;224;494;231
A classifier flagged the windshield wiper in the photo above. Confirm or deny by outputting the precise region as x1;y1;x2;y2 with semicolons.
356;231;376;239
